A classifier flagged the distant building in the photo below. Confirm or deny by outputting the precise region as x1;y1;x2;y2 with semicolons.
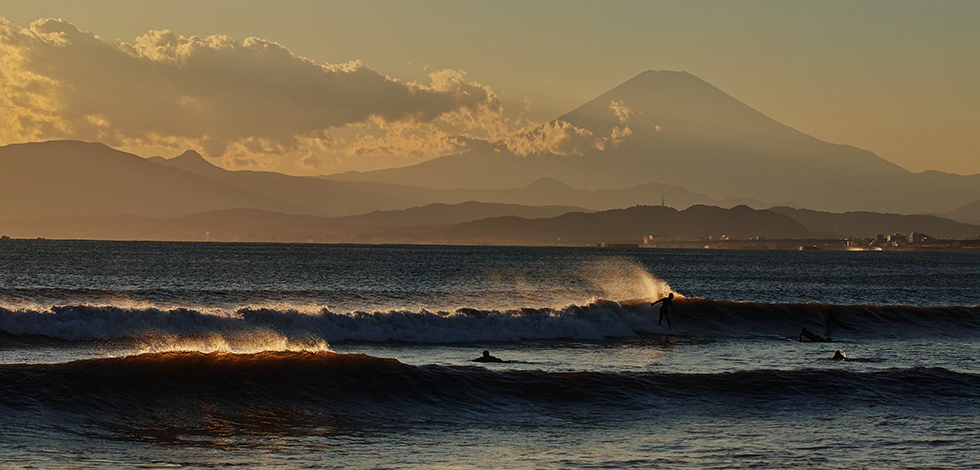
874;234;886;243
908;232;927;243
887;232;905;244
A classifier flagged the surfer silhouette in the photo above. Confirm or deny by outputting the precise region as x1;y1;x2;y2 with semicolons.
472;350;503;363
832;349;847;361
799;327;830;342
825;309;853;330
651;293;674;329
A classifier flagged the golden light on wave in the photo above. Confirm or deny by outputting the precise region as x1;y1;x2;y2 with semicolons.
120;331;333;357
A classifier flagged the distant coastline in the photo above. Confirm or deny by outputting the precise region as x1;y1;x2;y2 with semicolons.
3;235;979;253
3;201;980;249
635;238;980;252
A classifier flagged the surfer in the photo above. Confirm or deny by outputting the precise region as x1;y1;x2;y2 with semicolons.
651;293;674;329
799;327;830;342
472;350;503;363
825;309;853;330
832;349;847;361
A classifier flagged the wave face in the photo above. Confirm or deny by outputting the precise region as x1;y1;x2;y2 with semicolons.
2;300;979;344
2;351;978;425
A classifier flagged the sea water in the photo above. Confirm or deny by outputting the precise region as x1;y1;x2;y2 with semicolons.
1;240;978;469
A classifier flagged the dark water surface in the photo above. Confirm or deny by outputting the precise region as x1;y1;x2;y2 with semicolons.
1;239;979;468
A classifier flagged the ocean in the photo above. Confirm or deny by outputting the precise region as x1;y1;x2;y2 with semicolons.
1;239;978;469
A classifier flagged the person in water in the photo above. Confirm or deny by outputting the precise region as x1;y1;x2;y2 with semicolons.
651;293;674;329
472;350;503;363
825;309;853;330
832;349;847;361
799;327;830;342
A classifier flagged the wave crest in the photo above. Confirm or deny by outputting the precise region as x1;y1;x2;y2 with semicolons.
2;300;979;345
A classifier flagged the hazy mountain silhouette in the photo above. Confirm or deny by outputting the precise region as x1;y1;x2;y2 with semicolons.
148;149;426;216
769;207;980;239
146;150;226;176
324;71;980;214
0;204;813;244
336;200;588;227
0;141;305;219
0;140;761;221
0;201;587;242
947;199;980;225
342;177;769;213
7;70;980;223
430;205;813;245
7;200;979;245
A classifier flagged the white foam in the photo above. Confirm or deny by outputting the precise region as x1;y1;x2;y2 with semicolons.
0;301;664;344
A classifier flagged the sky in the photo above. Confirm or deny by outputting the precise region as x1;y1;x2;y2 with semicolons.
1;0;978;177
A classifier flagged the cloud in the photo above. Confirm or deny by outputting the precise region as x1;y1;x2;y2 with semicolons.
0;16;499;163
596;126;633;151
0;16;633;170
610;100;632;123
345;118;465;159
502;120;597;157
297;151;323;170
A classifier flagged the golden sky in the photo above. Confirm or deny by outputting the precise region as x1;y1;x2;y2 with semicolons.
1;0;978;176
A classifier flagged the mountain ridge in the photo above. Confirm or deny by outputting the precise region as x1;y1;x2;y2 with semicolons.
4;201;979;244
0;140;306;219
0;139;768;221
4;71;979;220
321;70;980;214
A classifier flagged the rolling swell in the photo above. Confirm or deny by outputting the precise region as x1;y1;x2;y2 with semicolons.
1;300;979;345
1;352;978;431
676;299;980;337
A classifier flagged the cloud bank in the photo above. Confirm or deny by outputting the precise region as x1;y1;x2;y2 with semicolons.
0;17;630;170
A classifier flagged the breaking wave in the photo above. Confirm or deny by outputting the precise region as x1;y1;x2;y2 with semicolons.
2;299;978;345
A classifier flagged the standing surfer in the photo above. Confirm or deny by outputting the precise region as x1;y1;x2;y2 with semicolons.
652;293;674;330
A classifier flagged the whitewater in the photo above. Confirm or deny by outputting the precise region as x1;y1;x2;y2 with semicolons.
1;240;979;469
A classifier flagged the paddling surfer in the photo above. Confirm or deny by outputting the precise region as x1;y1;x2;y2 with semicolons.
472;350;503;363
651;293;674;329
825;309;853;330
799;327;830;342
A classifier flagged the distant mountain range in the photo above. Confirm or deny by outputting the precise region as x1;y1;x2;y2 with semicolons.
2;70;980;243
0;140;763;220
324;70;980;216
767;207;980;240
3;202;978;245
